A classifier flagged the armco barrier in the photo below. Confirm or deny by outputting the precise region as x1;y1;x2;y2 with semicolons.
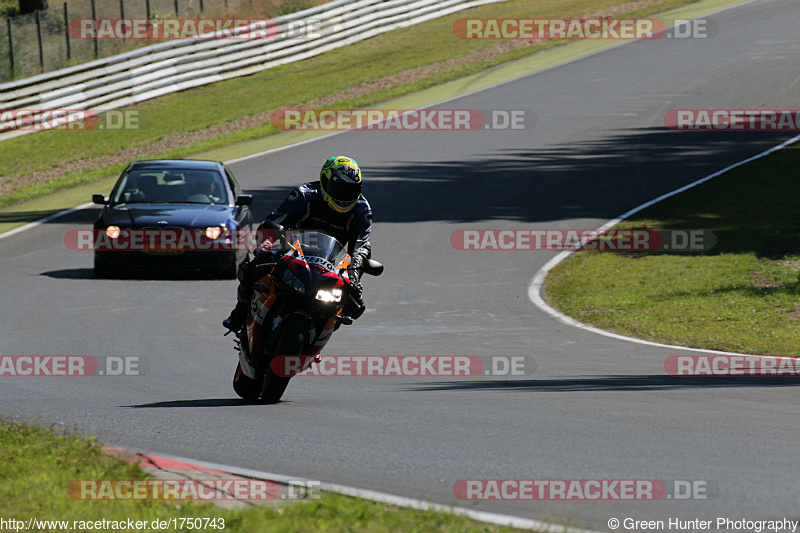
0;0;503;140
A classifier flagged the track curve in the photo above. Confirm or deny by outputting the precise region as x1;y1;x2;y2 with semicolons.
2;0;800;529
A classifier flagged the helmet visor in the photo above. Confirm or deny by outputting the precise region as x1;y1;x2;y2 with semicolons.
325;178;361;204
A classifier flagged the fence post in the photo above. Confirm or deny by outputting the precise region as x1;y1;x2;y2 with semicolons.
120;0;126;40
198;0;204;15
6;18;14;76
35;10;45;72
91;0;98;58
173;0;179;16
64;2;71;61
146;0;151;19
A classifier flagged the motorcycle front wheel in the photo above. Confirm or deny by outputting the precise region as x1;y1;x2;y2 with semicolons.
260;314;311;404
233;362;260;401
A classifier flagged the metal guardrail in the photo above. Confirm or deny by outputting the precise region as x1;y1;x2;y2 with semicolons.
0;0;503;140
0;0;256;81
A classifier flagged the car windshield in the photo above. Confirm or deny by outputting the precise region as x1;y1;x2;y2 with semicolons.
111;169;228;205
286;231;347;270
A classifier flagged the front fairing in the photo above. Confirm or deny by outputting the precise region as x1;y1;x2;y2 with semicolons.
243;232;350;366
273;231;351;316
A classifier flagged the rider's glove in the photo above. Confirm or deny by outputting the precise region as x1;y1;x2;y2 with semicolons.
350;249;367;273
350;275;364;305
255;241;279;257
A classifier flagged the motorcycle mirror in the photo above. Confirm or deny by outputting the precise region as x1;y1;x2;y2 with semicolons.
258;220;288;250
363;259;384;276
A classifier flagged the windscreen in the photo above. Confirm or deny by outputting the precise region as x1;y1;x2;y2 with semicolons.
287;231;346;271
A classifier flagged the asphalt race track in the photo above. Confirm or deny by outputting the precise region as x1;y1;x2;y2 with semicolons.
2;0;800;529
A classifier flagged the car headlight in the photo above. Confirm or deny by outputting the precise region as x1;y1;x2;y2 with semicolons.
106;226;121;239
315;288;342;303
206;226;223;239
281;269;305;294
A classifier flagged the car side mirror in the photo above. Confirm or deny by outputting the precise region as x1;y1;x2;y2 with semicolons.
92;194;108;205
236;194;253;206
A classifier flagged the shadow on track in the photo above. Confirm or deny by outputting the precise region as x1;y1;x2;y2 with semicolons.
40;268;95;279
122;398;254;408
39;268;232;280
2;129;793;230
360;128;790;225
402;374;800;392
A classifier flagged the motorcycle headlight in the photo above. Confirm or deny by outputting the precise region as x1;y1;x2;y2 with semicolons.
281;269;305;294
315;288;342;303
106;226;121;239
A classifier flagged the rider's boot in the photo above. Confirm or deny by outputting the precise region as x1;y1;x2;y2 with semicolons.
223;284;252;332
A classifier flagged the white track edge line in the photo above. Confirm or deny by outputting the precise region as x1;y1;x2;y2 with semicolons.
528;133;800;357
114;445;603;533
0;201;95;241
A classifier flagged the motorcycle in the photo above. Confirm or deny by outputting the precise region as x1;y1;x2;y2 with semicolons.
231;227;383;403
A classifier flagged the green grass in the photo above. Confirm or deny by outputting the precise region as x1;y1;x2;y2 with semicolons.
0;417;526;532
545;140;800;355
0;0;700;207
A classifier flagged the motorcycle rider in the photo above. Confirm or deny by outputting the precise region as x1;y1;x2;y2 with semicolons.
223;155;373;332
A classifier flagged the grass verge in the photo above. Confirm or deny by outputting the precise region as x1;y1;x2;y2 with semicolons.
0;417;526;532
0;0;701;208
545;140;800;355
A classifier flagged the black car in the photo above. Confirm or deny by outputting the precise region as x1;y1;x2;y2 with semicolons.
92;159;254;278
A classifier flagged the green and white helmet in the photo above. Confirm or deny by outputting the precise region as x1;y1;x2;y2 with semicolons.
319;156;362;213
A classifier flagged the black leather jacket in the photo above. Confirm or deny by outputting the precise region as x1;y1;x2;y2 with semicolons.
257;181;372;269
